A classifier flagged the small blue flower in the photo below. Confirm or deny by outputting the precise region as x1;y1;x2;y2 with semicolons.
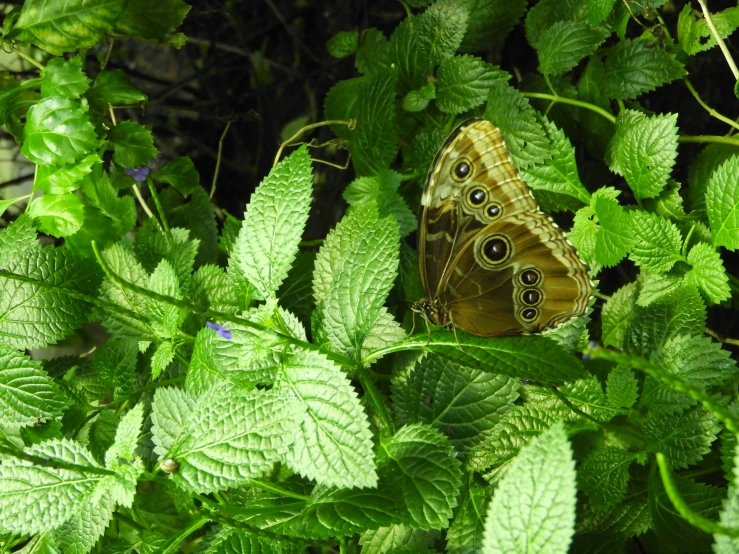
124;166;151;182
206;321;232;340
582;340;599;361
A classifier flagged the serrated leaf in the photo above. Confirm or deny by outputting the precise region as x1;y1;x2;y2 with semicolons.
86;69;147;105
324;76;364;140
593;189;634;267
13;0;124;55
153;156;200;198
520;116;590;207
535;20;608;76
348;71;398;176
446;483;490;554
617;113;679;200
579;447;635;511
92;338;137;398
109;121;157;168
606;365;639;409
484;77;555;169
570;205;600;274
381;424;463;529
482;421;576;554
678;4;739;56
22;96;97;166
105;403;144;467
714;440;739;552
360;525;438;554
35;153;99;195
40;56;90;99
0;247;100;349
27;193;85;237
278;349;378;488
402;83;436;112
588;0;618;24
654;333;737;388
645;405;720;469
706;155;739;250
0;344;67;428
637;273;683;307
685;241;730;304
603;38;686;100
326;30;358;58
355;28;390;77
578;489;651;538
151;386;303;494
232;146;312;299
628;211;683;273
461;0;527;52
114;0;190;40
393;355;519;454
343;170;416;237
436;55;501;114
0;439;105;534
687;144;739;213
319;203;399;356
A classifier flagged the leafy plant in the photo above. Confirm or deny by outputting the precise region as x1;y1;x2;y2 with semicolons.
2;0;739;553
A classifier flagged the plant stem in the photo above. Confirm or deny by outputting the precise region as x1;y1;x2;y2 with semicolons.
159;516;210;554
356;367;394;434
250;479;310;501
146;176;171;235
0;441;117;476
210;120;232;199
682;78;739;131
522;92;616;123
678;134;739;147
695;0;739;79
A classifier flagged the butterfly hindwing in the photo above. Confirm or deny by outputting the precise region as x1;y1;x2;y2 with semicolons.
417;118;591;336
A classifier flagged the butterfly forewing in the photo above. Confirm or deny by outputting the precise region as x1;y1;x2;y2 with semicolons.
418;118;591;337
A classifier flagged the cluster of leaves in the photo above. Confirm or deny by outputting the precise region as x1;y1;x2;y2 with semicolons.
3;0;739;553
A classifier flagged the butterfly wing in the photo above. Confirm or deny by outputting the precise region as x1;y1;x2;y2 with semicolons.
418;118;591;336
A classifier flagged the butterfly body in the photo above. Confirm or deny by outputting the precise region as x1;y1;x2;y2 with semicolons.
414;118;591;337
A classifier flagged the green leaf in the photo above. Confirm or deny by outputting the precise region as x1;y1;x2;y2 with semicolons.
535;20;608;76
0;195;31;219
592;188;634;267
151;385;303;494
678;4;739;55
348;71;398;176
27;193;85;237
425;332;588;383
53;490;117;554
114;0;190;40
436;56;502;114
35;153;100;195
278;349;378;489
92;339;137;398
525;375;618;423
569;205;600;274
446;483;490;554
166;187;218;266
483;76;555;169
40;55;90;99
628;211;683;273
578;489;650;538
685;241;731;304
324;76;364;140
327;30;358;58
79;165;137;235
381;424;463;529
579;447;635;511
109;121;157;168
606;365;639;409
637;273;683;306
152;157;200;198
686;144;739;213
616;113;679;200
0;344;67;428
13;0;124;55
317;203;399;356
577;55;615;157
460;0;527;52
520;116;591;208
482;422;576;553
715;440;739;552
588;0;618;24
0;248;99;350
343;170;416;237
232;145;312;299
706;155;739;249
355;28;390;77
0;439;106;534
21;96;98;166
645;405;720;469
654;333;737;387
361;524;438;553
392;355;520;454
105;403;144;467
86;69;147;105
419;0;469;66
402;83;436;112
603;38;686;100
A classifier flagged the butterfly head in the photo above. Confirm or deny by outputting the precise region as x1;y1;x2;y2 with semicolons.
411;299;450;328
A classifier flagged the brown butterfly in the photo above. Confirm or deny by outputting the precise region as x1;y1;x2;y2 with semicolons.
412;118;592;337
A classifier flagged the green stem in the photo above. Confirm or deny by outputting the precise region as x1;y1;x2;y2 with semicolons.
682;78;739;131
9;45;44;70
678;135;739;147
522;92;616;124
656;453;739;537
250;479;310;501
159;516;209;554
695;0;739;80
681;223;696;258
357;367;394;434
146;176;171;235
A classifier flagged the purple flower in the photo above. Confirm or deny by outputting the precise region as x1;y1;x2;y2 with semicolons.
582;340;599;361
206;321;232;340
124;166;151;182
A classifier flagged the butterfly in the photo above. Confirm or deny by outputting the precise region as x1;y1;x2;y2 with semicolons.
412;118;592;337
